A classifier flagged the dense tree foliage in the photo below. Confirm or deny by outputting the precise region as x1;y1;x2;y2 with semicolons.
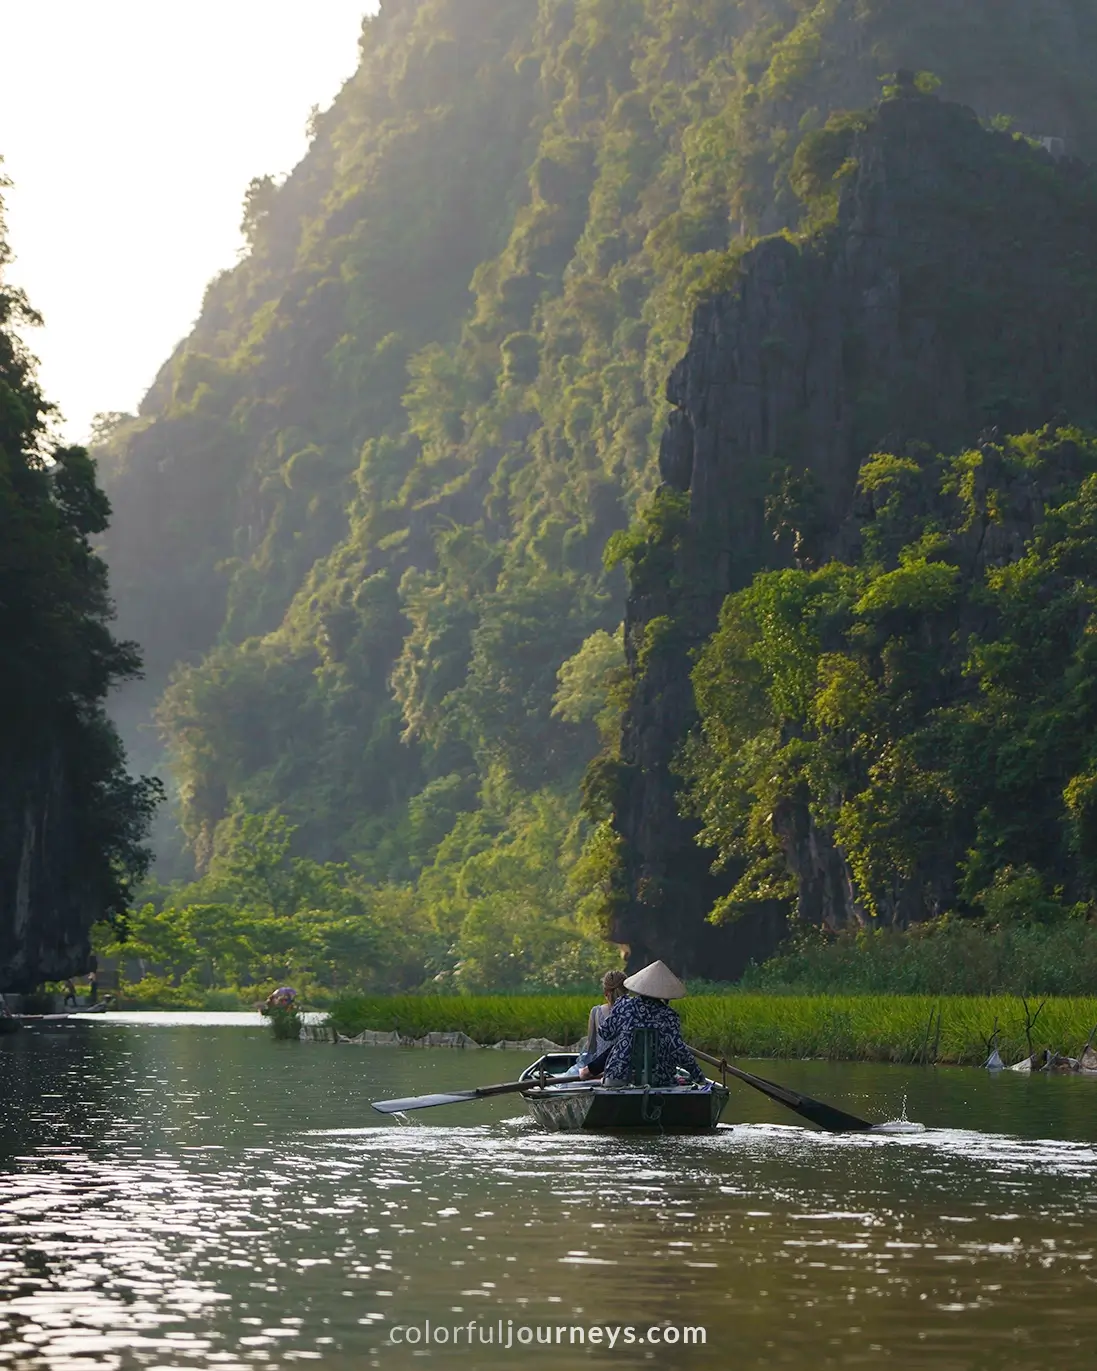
91;1;1097;985
0;181;158;980
101;801;608;999
96;810;433;1002
686;429;1097;930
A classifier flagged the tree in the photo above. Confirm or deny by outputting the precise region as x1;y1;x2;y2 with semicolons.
1;184;159;986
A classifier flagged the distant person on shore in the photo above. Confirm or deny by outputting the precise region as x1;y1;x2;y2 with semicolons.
577;970;627;1072
62;979;78;1010
87;970;98;1006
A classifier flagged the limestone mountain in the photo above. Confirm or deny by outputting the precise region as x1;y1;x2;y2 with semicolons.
92;0;1097;979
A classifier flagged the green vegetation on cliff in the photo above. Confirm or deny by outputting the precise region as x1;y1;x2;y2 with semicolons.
687;429;1097;929
0;184;158;989
93;0;1097;988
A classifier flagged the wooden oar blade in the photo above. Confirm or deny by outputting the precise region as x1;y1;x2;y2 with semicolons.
688;1045;874;1133
767;1092;872;1134
795;1101;874;1134
372;1076;538;1115
372;1091;479;1114
726;1064;874;1133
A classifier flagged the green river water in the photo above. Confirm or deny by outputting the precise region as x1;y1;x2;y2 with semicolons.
1;1014;1095;1370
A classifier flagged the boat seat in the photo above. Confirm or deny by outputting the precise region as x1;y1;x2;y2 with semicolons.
627;1027;671;1087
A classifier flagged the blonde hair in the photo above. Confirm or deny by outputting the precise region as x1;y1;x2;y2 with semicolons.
602;970;627;1001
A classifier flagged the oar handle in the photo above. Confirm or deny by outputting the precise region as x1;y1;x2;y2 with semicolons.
472;1074;547;1100
689;1044;795;1098
689;1045;728;1072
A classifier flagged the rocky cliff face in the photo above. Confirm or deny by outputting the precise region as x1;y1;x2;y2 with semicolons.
0;747;98;992
614;88;1097;974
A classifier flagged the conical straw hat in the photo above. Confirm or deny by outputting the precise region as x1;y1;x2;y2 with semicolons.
623;960;687;1000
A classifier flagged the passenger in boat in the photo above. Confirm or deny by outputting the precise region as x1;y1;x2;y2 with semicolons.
578;970;627;1071
580;960;706;1088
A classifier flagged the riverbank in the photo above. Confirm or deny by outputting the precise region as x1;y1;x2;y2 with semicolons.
328;993;1097;1066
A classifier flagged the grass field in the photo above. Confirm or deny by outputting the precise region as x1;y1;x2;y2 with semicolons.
328;993;1097;1066
740;921;1097;996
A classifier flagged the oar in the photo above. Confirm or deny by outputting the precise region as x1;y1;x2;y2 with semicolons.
372;1074;555;1115
689;1045;874;1134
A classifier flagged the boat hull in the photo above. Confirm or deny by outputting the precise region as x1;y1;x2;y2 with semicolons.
519;1053;729;1133
523;1083;728;1132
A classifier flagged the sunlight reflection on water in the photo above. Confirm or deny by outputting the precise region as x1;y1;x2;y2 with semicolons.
2;1023;1096;1369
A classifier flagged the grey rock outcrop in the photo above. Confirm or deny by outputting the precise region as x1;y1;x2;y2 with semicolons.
1;746;99;992
613;91;1097;975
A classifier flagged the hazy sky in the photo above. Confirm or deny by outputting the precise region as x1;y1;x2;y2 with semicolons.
1;1;378;444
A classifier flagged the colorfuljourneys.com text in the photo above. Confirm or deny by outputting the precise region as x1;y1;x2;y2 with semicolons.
388;1321;707;1349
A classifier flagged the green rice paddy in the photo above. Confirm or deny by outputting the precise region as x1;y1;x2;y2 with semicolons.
328;993;1097;1066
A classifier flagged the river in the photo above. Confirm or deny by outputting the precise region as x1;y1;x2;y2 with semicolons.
1;1015;1095;1369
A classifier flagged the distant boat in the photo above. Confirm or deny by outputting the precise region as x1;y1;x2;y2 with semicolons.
15;999;115;1022
517;1053;729;1132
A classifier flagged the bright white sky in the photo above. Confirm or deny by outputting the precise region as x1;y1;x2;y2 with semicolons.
1;1;378;444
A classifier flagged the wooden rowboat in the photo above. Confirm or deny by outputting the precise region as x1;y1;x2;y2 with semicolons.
518;1053;729;1133
371;1051;877;1133
13;1000;114;1023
